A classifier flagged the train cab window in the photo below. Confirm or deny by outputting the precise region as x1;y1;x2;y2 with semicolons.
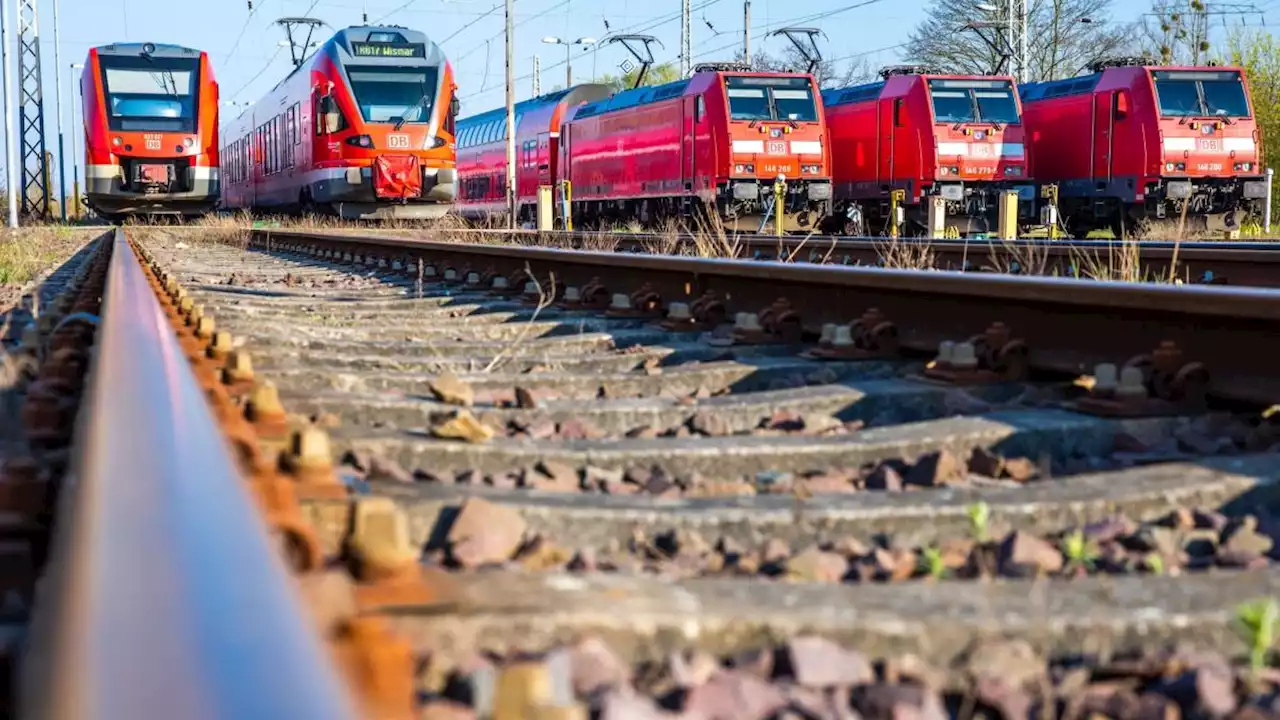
727;87;770;121
347;67;439;124
926;79;1021;124
99;54;200;133
1153;70;1251;118
696;95;705;123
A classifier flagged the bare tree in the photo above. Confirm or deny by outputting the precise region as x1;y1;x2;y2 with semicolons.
748;46;877;89
905;0;1133;81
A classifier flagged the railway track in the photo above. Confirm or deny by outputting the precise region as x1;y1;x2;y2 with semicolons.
274;226;1280;287
13;227;1280;718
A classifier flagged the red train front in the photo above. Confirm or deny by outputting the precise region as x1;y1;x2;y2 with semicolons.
822;67;1034;237
220;26;458;220
1020;58;1266;237
80;42;220;222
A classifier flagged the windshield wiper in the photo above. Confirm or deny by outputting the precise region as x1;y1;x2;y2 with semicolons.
394;84;430;131
138;53;180;100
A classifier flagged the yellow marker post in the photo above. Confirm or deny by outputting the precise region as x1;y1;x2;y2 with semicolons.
1041;184;1060;240
889;189;905;240
773;174;787;237
565;181;572;231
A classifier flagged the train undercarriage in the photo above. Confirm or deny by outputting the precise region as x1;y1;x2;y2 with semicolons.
1063;176;1269;238
822;182;1038;238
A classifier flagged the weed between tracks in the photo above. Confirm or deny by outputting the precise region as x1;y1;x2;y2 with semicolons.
147;211;1216;284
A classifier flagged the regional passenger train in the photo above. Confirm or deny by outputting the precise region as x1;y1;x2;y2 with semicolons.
80;42;221;221
219;26;459;220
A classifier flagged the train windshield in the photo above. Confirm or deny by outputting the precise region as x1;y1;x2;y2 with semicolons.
347;66;439;124
1152;70;1251;117
724;75;818;122
99;55;199;133
927;79;1021;124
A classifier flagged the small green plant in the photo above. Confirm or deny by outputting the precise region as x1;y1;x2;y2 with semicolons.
918;546;949;580
966;501;992;542
1234;598;1279;673
1060;529;1099;571
1144;552;1165;576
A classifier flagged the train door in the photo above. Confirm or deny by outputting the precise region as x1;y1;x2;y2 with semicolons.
878;97;898;186
1091;92;1114;183
537;131;553;188
682;96;696;195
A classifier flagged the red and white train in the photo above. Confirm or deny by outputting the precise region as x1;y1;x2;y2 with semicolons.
820;68;1034;236
80;42;221;221
220;26;459;220
1020;58;1266;236
456;65;833;231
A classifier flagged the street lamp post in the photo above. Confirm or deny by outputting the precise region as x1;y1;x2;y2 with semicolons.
541;36;596;88
69;62;81;219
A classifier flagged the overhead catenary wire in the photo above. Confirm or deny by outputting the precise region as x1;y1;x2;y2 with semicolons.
460;0;726;101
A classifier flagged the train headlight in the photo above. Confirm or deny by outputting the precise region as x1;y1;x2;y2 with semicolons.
801;165;821;175
1235;162;1252;172
1176;162;1186;172
734;163;755;174
1003;166;1022;177
344;135;374;149
112;136;123;147
183;137;195;149
1166;162;1175;172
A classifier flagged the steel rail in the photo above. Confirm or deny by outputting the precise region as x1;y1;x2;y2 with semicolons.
259;229;1280;406
294;227;1280;287
21;230;359;720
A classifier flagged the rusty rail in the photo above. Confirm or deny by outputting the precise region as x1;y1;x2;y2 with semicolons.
271;227;1280;287
255;229;1280;408
21;230;359;720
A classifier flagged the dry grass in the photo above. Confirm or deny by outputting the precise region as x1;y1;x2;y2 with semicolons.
0;227;98;285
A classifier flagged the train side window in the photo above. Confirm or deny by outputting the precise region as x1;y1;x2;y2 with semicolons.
291;103;301;145
695;95;705;123
893;98;903;127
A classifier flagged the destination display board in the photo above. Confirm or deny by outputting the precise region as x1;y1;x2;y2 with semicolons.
351;42;425;58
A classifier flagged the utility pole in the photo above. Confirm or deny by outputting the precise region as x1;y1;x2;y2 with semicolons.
743;1;751;63
70;63;82;219
1;0;18;228
533;55;541;96
53;0;66;222
681;0;691;76
504;0;516;228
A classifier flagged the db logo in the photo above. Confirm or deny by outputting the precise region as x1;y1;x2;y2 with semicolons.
387;134;411;149
766;141;787;155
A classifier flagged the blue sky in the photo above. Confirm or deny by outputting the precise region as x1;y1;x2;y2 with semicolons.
4;0;1170;203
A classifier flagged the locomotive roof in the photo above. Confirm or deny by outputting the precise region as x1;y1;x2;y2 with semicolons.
1019;64;1247;102
1017;72;1104;102
93;42;202;58
570;70;813;121
457;84;613;128
823;74;1017;108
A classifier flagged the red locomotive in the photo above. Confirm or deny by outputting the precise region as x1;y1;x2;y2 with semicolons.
80;42;220;222
1019;58;1266;237
220;26;458;220
455;84;612;221
457;64;833;231
820;67;1034;237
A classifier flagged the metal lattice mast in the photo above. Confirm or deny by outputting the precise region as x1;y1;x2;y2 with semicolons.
17;0;48;221
681;0;691;76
